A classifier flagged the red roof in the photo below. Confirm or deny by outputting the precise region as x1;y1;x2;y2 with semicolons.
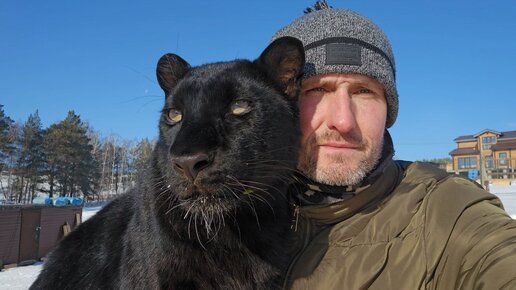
454;135;475;142
449;147;480;156
500;130;516;140
454;130;516;142
490;140;516;151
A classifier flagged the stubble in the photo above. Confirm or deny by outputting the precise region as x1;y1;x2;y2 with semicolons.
298;130;383;186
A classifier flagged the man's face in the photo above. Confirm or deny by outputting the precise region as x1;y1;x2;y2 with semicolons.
298;73;387;186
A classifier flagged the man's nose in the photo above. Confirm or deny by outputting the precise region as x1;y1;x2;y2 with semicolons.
325;90;357;133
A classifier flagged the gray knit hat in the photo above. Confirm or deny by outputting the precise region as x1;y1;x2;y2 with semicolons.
272;8;398;127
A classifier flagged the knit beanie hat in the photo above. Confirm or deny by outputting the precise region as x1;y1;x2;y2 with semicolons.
272;8;398;127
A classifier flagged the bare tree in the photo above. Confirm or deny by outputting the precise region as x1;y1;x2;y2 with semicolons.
5;122;21;202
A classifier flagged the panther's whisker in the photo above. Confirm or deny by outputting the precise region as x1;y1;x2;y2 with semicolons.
194;213;207;250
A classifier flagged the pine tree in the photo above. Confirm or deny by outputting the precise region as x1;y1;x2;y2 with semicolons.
43;111;98;198
16;111;45;203
0;105;15;201
0;105;14;173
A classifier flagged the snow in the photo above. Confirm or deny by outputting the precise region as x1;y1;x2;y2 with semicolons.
490;184;516;194
490;191;516;220
82;205;104;221
1;192;516;289
0;262;43;290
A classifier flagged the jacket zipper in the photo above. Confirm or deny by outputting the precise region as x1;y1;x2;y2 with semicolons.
283;205;312;289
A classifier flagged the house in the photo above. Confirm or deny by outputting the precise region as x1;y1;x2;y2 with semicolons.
450;129;516;185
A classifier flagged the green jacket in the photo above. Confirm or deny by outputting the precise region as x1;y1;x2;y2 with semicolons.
284;161;516;289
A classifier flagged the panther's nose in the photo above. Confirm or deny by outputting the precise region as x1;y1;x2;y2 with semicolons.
171;153;213;182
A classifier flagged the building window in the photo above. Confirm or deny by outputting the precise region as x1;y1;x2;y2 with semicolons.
458;157;477;169
482;136;496;149
482;136;496;143
499;153;508;166
485;156;494;169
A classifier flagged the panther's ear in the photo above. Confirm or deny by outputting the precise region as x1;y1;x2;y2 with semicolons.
156;53;191;96
254;37;305;99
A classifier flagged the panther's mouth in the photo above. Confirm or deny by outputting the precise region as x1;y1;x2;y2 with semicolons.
175;184;237;215
182;184;229;200
194;195;228;205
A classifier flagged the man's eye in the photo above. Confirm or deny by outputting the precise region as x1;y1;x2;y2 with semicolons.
165;109;182;125
303;87;327;95
308;87;326;92
354;88;373;94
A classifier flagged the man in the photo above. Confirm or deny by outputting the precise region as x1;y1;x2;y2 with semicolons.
271;5;516;290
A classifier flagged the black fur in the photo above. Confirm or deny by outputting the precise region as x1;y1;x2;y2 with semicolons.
30;37;304;290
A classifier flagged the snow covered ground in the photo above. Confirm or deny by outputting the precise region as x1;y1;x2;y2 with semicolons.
496;192;516;218
80;205;104;222
1;192;516;289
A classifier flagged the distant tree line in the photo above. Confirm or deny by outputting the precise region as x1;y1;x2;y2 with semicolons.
417;158;452;165
0;104;154;204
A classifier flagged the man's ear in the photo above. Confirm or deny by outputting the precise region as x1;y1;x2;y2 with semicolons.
156;53;191;96
254;37;305;99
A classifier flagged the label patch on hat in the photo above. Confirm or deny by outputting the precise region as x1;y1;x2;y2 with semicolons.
325;43;362;66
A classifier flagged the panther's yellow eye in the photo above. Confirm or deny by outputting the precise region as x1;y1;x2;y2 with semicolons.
230;100;251;116
166;109;182;124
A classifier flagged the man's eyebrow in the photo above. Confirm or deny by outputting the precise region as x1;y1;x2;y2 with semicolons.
350;80;383;90
351;81;374;87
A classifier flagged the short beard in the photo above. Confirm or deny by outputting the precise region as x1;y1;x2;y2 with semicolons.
298;130;384;186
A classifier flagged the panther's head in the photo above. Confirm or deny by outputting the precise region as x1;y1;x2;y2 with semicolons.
152;37;304;237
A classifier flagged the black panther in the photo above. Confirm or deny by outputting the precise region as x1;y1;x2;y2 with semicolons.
30;37;304;290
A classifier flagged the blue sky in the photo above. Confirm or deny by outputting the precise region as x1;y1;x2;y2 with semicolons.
1;0;515;161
